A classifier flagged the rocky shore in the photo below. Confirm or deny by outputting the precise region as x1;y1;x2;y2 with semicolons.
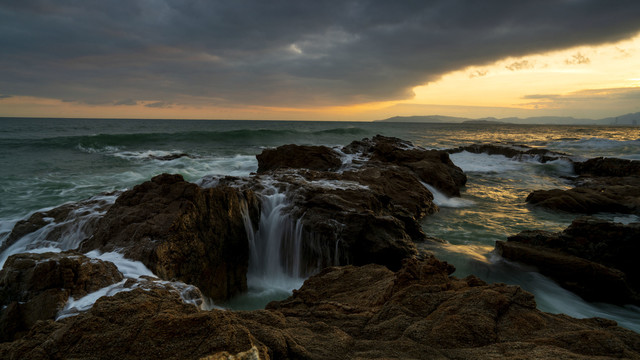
2;136;640;359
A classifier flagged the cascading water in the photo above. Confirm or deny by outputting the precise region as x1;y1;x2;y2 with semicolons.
233;184;307;309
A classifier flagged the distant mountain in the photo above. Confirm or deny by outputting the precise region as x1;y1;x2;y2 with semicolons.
462;119;509;125
377;112;640;126
596;112;640;126
379;115;471;123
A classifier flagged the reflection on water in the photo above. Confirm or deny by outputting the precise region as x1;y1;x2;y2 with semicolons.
419;147;640;333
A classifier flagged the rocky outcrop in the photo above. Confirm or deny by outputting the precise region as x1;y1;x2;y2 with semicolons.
496;217;640;305
448;143;568;163
80;173;260;301
3;257;640;359
0;251;123;342
527;157;640;214
240;135;466;272
256;144;343;172
574;157;640;177
0;193;116;255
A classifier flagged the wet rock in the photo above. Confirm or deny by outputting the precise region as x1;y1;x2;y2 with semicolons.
256;144;343;172
0;288;270;359
525;187;636;214
5;257;639;359
246;136;466;273
448;143;567;163
497;217;640;305
148;152;192;161
80;173;260;301
349;135;467;196
0;251;123;342
574;157;640;177
526;157;640;214
0;193;116;255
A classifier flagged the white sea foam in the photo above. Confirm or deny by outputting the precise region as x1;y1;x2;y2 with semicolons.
0;193;118;269
85;250;157;279
422;182;474;208
450;151;523;173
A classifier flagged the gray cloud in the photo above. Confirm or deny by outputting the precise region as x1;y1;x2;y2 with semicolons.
1;1;640;107
144;101;173;108
506;60;534;71
565;52;591;65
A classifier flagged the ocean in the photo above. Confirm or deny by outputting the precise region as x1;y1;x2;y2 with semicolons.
1;117;640;331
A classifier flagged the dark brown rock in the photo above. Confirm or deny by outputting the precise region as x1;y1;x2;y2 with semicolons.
256;144;343;173
3;257;640;359
448;143;567;163
0;288;270;359
526;157;640;215
497;217;640;305
574;157;640;177
0;193;116;255
0;251;123;342
526;187;635;214
80;173;260;301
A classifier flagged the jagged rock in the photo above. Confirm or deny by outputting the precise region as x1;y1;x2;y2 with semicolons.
527;157;640;214
496;217;640;304
4;257;640;359
256;144;343;172
0;287;270;359
0;251;123;342
80;173;260;301
0;193;116;255
574;157;640;177
448;143;567;163
525;187;637;214
348;135;467;196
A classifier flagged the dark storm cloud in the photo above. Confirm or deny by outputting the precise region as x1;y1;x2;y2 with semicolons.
2;0;640;107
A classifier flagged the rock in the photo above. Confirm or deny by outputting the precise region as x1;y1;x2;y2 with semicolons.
574;157;640;177
348;135;467;196
242;135;467;273
0;251;123;342
5;257;640;359
526;157;640;214
148;152;192;161
80;173;260;301
525;187;635;214
496;217;640;304
256;144;343;172
0;288;270;359
0;193;116;255
448;143;567;163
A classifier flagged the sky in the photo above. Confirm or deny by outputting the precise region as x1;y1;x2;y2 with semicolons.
1;0;640;121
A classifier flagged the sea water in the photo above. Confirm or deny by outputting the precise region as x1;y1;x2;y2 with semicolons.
1;118;640;330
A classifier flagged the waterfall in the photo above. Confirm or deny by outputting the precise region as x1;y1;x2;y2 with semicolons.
241;186;305;292
240;182;344;295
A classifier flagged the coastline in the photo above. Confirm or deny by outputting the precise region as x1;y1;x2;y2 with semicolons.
2;135;640;359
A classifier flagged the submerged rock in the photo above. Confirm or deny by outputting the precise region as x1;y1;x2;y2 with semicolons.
2;257;639;359
80;173;260;301
0;251;123;342
496;217;640;305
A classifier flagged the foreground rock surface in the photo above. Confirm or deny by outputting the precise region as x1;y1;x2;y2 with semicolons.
2;256;639;359
0;251;123;342
496;217;640;305
80;173;260;301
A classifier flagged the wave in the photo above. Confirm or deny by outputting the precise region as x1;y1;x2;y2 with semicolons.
2;127;370;151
